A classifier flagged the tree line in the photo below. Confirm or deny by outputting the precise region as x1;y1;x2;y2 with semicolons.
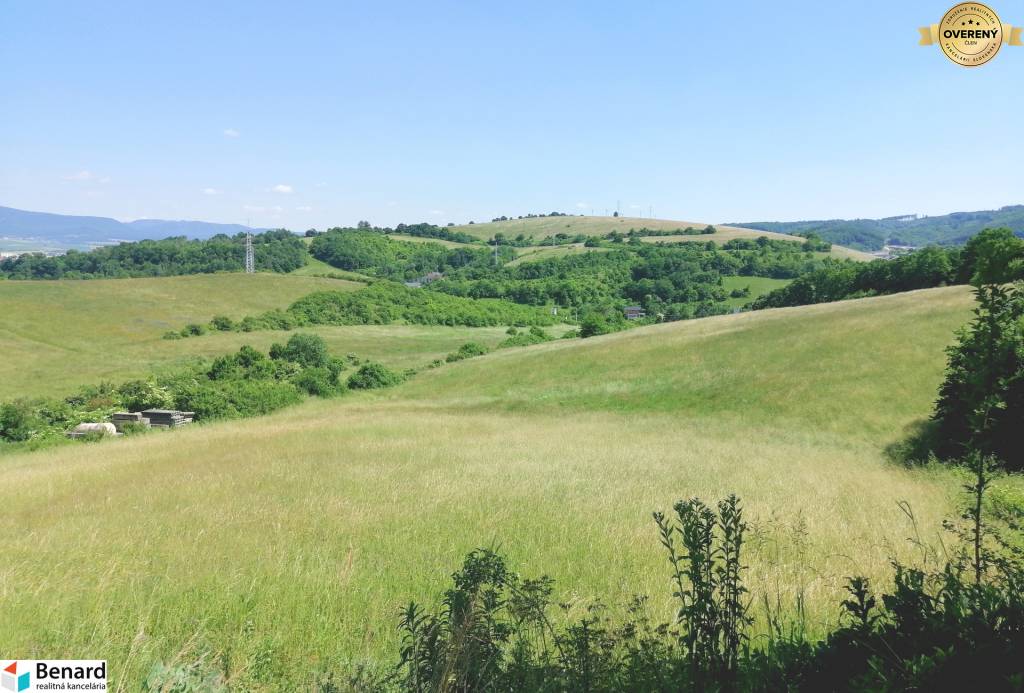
0;230;307;279
750;228;1024;310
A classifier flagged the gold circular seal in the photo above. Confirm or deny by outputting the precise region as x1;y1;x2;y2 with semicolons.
939;3;1003;66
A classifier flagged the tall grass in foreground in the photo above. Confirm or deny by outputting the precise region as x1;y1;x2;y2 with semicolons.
142;460;1023;691
379;461;1022;692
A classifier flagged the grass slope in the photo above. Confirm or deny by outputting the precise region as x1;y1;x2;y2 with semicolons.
0;273;361;398
720;275;791;308
0;285;986;687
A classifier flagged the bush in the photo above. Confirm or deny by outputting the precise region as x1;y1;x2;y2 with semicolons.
270;333;330;369
216;380;302;417
579;314;611;338
210;315;235;331
292;367;341;397
0;401;41;442
182;323;207;337
499;326;552;348
445;342;489;363
208;345;276;381
347;362;404;390
118;379;175;412
174;383;237;421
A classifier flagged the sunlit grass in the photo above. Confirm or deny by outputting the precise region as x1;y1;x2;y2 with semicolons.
0;285;988;688
0;273;360;397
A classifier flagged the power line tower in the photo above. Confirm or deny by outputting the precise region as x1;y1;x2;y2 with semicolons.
244;231;255;273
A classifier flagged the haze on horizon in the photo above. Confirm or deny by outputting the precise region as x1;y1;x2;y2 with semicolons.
1;0;1022;230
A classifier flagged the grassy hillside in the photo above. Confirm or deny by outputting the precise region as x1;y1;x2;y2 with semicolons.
0;285;990;687
0;273;363;397
450;216;873;260
721;275;791;307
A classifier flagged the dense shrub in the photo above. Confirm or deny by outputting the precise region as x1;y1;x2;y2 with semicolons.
118;379;175;411
173;383;237;421
292;367;342;397
269;333;330;369
0;401;42;442
210;315;235;331
579;313;614;338
208;345;276;381
287;282;559;329
213;379;302;417
445;342;488;362
347;362;404;390
499;326;553;348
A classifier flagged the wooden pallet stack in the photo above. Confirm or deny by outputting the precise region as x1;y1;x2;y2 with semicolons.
140;409;194;428
111;411;150;432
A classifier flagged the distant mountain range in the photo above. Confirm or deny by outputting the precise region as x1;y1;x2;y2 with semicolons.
0;205;263;250
733;205;1024;251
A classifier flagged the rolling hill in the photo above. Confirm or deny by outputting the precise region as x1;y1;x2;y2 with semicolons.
0;273;543;399
0;282;1000;687
734;204;1024;251
449;215;873;260
0;205;263;250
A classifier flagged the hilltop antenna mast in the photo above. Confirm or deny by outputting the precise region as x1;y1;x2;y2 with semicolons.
244;219;255;274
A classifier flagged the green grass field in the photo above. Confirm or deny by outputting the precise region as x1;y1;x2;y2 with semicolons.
0;282;998;688
0;273;565;399
384;233;475;248
450;216;874;260
0;273;365;398
721;275;792;308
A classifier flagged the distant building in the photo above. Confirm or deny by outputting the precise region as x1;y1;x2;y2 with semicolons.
624;305;646;320
406;271;443;288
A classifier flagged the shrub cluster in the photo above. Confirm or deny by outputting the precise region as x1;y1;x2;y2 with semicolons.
445;342;489;363
498;326;553;348
0;335;402;449
165;281;559;339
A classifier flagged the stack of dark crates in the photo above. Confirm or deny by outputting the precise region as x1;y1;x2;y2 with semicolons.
140;409;194;429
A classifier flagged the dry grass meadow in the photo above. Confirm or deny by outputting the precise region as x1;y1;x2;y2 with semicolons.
0;282;1004;687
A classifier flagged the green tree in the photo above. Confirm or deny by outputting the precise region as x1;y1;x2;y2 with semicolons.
958;227;1024;286
933;282;1024;470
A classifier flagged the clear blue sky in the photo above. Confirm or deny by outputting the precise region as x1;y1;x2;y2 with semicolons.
2;0;1022;229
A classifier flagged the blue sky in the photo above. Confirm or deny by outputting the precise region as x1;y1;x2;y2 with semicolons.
2;0;1022;229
